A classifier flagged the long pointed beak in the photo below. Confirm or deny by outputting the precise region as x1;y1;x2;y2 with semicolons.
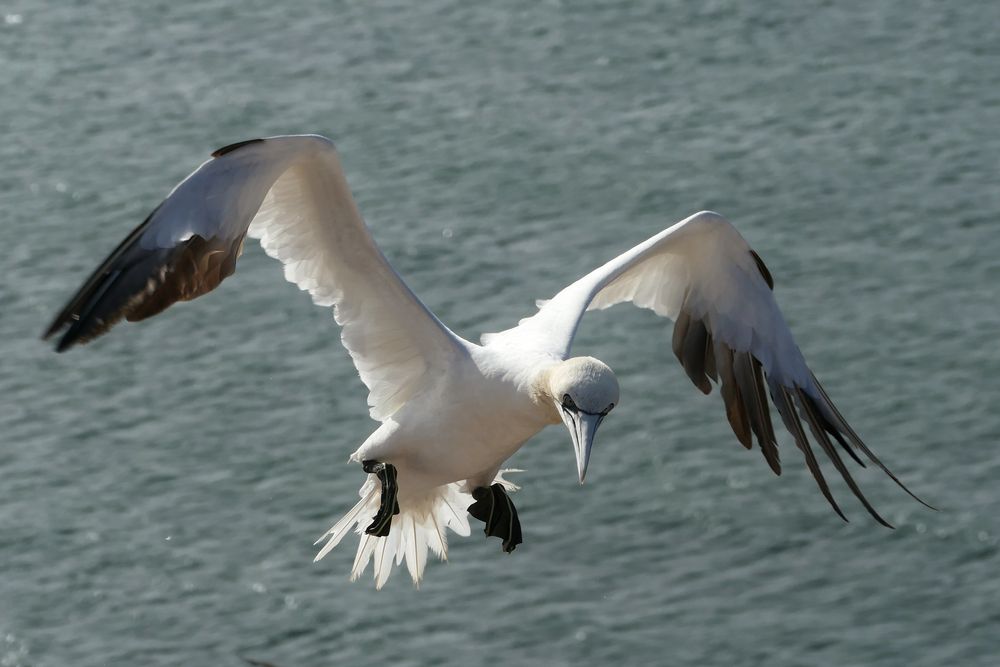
560;410;604;483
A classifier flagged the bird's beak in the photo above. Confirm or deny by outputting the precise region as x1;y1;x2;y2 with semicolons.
560;409;603;484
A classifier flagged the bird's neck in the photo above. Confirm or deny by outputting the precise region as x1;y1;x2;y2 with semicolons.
471;346;563;424
528;364;562;424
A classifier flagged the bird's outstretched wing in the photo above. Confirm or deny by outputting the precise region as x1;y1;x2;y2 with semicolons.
44;135;468;420
491;210;929;525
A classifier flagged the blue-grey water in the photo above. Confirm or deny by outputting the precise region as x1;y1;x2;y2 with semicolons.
2;1;999;665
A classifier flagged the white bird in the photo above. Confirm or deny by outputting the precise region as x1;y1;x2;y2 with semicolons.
45;134;930;588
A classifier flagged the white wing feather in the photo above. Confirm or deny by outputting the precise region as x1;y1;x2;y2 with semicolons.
494;210;803;382
488;211;927;525
46;135;469;421
242;137;469;419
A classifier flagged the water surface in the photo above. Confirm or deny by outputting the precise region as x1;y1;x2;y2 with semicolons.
2;1;998;665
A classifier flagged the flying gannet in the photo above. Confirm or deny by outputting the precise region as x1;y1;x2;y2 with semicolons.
44;134;930;588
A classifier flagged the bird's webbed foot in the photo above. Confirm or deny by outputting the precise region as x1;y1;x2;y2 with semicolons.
468;483;522;553
362;460;400;537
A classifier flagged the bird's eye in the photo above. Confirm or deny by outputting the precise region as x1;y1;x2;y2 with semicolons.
602;403;614;416
562;394;577;411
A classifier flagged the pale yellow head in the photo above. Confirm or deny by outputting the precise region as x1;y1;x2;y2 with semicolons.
544;356;620;483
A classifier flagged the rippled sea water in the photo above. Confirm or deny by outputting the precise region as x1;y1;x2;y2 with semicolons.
2;1;999;665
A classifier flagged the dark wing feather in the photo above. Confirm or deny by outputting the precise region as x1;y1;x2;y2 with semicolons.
733;351;781;475
672;311;712;395
667;248;931;524
212;138;265;158
43;204;160;344
527;210;930;524
43;140;265;352
43;223;247;352
795;387;892;527
715;342;753;450
771;383;848;522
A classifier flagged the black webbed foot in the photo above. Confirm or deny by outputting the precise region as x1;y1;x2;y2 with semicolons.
362;460;400;537
468;483;522;553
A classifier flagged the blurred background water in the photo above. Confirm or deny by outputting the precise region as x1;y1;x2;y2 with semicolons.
2;0;999;665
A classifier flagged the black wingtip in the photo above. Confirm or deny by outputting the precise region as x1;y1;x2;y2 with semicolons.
55;332;76;353
42;302;72;344
44;316;76;351
911;495;940;513
41;319;58;341
43;317;75;351
211;138;265;158
750;249;774;290
874;513;895;529
805;373;938;514
879;472;937;512
876;467;937;512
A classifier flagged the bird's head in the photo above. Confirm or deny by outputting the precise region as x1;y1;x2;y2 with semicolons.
545;356;619;483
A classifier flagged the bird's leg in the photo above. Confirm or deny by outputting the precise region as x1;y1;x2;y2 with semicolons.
468;483;522;553
362;460;400;537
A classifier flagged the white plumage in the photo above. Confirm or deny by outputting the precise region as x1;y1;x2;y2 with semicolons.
45;134;929;589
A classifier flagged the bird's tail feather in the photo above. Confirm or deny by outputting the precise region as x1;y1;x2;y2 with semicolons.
314;478;473;589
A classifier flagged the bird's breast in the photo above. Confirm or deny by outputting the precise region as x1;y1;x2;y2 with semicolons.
397;356;554;485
